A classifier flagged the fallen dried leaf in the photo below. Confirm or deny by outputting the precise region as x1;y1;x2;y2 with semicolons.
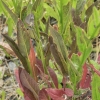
0;42;16;56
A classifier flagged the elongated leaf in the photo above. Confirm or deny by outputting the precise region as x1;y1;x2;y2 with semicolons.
29;41;37;81
49;36;68;75
0;42;16;56
20;68;40;100
72;10;86;29
21;6;27;21
92;73;100;100
7;18;14;36
71;54;80;70
69;64;79;92
76;0;86;15
45;88;65;100
23;88;36;100
46;88;73;100
17;19;30;57
48;67;58;88
89;64;100;76
49;26;68;61
39;88;48;100
86;1;100;21
62;2;71;33
43;3;58;20
44;43;51;67
80;42;92;67
16;0;23;16
15;68;36;100
64;88;74;97
0;1;8;16
87;7;100;39
2;34;22;60
75;26;92;67
1;0;18;23
2;34;30;72
79;63;91;89
12;0;17;11
76;26;86;52
32;0;42;11
90;60;100;70
62;0;70;6
36;58;44;74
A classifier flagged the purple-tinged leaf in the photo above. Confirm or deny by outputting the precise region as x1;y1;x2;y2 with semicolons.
39;88;48;100
46;88;74;100
64;88;74;97
36;58;44;74
20;68;40;100
35;60;49;85
79;63;91;89
15;68;36;100
62;76;67;89
97;54;100;64
48;67;58;88
15;68;24;91
45;88;65;100
79;63;88;88
23;87;36;100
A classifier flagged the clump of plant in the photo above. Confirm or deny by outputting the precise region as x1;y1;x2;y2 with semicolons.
1;0;100;100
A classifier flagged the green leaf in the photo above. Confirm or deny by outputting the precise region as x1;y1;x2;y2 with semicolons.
87;7;100;39
32;0;42;11
17;19;30;57
0;0;8;16
90;60;100;70
1;0;18;23
75;26;92;67
56;71;63;84
36;1;44;20
72;0;77;9
80;42;92;67
43;3;58;21
1;90;6;100
49;26;68;61
16;88;23;97
62;2;71;33
76;0;86;15
76;26;89;52
7;18;14;36
69;66;79;92
62;0;70;6
92;73;100;100
16;0;23;17
71;53;80;70
12;0;17;11
86;1;100;22
21;6;27;21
